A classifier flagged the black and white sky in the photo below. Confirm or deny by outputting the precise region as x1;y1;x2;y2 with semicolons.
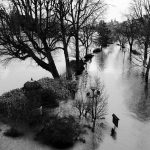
105;0;131;22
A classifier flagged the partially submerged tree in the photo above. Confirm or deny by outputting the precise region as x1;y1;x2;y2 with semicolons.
74;76;107;132
94;20;111;49
113;22;127;50
87;82;107;132
79;21;96;56
130;0;150;85
131;0;150;66
0;0;60;78
121;18;138;61
69;0;106;73
54;0;72;79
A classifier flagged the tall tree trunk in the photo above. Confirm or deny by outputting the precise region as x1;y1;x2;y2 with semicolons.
145;57;150;98
48;56;60;79
60;13;72;80
64;45;72;80
92;119;96;132
85;47;88;56
143;40;148;66
46;50;60;79
75;34;80;73
129;43;133;62
145;57;150;84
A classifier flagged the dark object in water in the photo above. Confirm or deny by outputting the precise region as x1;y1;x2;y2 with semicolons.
93;48;102;53
112;113;119;127
131;49;141;55
110;128;117;140
122;45;125;49
76;67;85;76
84;54;94;62
70;59;85;76
116;43;125;48
3;127;24;138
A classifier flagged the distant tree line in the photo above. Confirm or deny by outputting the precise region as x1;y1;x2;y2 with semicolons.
107;0;150;89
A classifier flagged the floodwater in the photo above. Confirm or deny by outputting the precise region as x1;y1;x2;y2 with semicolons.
0;44;150;150
89;44;150;150
0;51;66;95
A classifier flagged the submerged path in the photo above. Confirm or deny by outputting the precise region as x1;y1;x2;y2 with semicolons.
88;45;150;150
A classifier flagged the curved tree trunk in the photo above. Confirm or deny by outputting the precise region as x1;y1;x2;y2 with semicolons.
50;60;60;79
30;49;60;79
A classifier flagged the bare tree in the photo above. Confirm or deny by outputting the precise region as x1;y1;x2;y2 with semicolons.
114;23;128;50
130;0;150;85
74;93;87;119
69;0;106;73
121;17;138;61
0;0;61;78
87;87;107;132
54;0;72;79
131;0;150;66
79;21;96;56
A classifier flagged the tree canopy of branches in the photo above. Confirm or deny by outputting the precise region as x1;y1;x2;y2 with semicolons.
69;0;106;71
54;0;73;79
74;76;107;132
0;0;106;79
80;22;96;56
131;0;150;63
0;0;61;78
130;0;150;84
119;18;138;61
113;22;127;50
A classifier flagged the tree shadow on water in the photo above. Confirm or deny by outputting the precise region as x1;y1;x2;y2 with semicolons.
110;127;117;140
127;88;150;122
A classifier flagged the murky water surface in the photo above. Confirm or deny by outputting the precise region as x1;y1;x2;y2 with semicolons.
0;44;150;150
91;45;150;150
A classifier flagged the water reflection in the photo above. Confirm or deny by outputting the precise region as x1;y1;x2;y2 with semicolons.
90;45;150;150
110;127;117;140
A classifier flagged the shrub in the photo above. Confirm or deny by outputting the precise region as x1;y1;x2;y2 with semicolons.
38;78;71;99
23;81;42;91
0;89;31;121
0;88;41;124
41;89;59;108
3;127;24;138
35;116;81;148
70;60;85;75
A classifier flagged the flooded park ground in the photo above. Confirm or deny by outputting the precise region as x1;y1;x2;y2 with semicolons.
0;44;150;150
